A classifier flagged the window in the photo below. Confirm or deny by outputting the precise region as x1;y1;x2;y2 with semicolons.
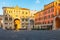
10;11;12;13
52;14;54;17
48;21;50;24
25;19;28;21
14;10;15;12
51;20;53;23
5;17;8;20
5;23;8;25
58;3;60;6
5;15;7;16
44;16;45;19
22;18;24;21
16;15;18;17
22;26;24;28
22;23;24;25
5;27;8;29
44;11;47;14
45;16;47;19
22;12;24;14
48;9;50;13
51;8;54;12
44;22;45;24
45;22;46;24
39;18;40;20
48;15;50;18
9;17;12;21
9;11;10;13
26;23;28;25
4;10;6;13
43;22;44;24
35;19;37;21
26;12;27;14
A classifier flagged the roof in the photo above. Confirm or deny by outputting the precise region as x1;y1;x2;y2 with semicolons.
2;6;29;10
34;10;44;15
21;8;29;10
2;7;14;9
44;1;54;7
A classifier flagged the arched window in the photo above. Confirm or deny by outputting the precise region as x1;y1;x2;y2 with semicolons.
26;12;27;14
9;17;12;21
22;18;24;21
48;21;50;24
48;9;50;13
25;18;28;21
5;17;8;20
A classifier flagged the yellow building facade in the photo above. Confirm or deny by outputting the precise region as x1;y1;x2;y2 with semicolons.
3;6;31;30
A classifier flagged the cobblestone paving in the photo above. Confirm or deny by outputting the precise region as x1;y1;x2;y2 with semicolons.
0;28;60;40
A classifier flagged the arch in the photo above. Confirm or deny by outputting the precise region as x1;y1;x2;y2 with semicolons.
14;18;21;30
55;16;60;29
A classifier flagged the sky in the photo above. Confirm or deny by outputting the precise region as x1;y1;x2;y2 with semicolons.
0;0;54;15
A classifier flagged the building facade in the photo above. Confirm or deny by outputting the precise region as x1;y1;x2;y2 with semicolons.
2;6;31;30
0;15;3;28
34;0;60;30
34;10;44;29
53;0;60;30
30;10;37;29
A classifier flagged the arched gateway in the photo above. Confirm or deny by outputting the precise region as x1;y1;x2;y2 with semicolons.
53;16;60;30
14;19;21;30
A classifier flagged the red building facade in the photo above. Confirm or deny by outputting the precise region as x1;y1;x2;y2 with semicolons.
34;1;60;30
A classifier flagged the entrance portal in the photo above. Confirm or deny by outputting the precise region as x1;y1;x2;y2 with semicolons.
55;17;60;29
14;19;21;30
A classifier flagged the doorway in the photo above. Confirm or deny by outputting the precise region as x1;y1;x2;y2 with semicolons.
55;17;60;29
14;19;20;30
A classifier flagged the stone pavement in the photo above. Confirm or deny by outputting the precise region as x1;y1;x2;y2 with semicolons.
0;28;60;40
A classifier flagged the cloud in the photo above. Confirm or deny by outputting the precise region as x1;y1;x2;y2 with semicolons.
36;0;40;4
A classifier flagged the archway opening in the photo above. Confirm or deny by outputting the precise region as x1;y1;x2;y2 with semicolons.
14;19;20;30
55;17;60;29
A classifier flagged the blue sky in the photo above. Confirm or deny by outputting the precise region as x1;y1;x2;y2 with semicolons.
0;0;54;15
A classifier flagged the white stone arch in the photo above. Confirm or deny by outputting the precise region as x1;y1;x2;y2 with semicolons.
53;15;60;30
